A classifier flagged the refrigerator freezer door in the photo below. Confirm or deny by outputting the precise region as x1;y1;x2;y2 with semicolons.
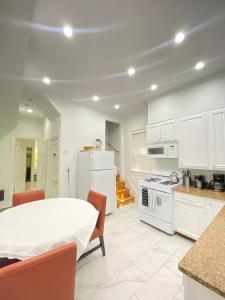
90;151;114;171
90;169;116;214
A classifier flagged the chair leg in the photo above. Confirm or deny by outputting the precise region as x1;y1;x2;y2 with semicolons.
99;235;106;256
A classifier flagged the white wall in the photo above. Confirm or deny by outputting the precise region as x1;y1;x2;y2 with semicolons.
105;121;121;170
0;116;44;208
148;71;225;124
50;99;123;198
43;117;61;141
123;108;149;198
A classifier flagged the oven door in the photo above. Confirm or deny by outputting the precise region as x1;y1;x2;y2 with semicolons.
147;144;167;158
150;190;173;223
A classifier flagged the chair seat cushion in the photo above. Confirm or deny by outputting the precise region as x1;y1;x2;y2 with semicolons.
90;228;100;241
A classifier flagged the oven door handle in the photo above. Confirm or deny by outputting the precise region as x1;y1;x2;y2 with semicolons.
152;192;158;213
148;189;153;212
154;193;158;212
153;192;156;212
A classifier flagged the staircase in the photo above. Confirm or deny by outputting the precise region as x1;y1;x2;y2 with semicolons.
116;175;135;208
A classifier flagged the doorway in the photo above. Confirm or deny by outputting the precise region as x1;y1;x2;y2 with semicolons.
42;137;59;198
14;138;39;193
105;121;121;173
25;147;32;182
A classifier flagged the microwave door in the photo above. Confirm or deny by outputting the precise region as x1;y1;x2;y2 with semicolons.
148;146;166;158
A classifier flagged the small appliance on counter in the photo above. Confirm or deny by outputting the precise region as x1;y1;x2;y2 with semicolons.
210;174;225;192
194;175;206;189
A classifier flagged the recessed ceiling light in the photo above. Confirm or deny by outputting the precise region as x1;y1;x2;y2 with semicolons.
27;108;33;113
195;61;205;70
114;104;120;109
175;32;185;44
150;84;158;91
63;26;73;38
128;67;136;77
93;95;99;102
42;77;51;85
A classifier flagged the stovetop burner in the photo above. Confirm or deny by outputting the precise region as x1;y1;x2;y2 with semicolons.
145;178;161;183
159;181;176;186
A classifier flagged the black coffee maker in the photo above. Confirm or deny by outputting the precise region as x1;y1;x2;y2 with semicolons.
210;174;225;192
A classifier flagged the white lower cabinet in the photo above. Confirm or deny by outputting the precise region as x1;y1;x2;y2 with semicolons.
206;199;225;226
174;192;225;240
183;275;224;300
174;193;206;240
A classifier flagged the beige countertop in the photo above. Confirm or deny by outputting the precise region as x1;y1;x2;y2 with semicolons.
178;206;225;297
174;185;225;202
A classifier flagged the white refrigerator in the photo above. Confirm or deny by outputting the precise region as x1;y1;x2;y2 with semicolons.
77;151;116;214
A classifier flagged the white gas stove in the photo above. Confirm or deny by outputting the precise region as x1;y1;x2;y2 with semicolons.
138;171;182;235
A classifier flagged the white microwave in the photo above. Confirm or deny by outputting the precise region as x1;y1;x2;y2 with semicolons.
147;142;178;158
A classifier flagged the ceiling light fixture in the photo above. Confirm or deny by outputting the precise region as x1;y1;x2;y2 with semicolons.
63;26;73;38
175;32;185;44
150;84;158;91
128;67;136;77
195;61;205;70
93;95;99;102
27;108;33;113
114;104;120;109
42;77;51;85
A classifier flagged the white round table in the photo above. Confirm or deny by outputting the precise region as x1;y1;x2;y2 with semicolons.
0;198;98;260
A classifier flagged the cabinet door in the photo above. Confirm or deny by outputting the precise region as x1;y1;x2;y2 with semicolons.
209;109;225;170
160;120;177;141
146;124;160;143
178;113;209;169
174;193;206;240
206;199;224;225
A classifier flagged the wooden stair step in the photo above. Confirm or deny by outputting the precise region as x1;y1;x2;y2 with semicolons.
117;195;135;207
116;181;125;189
117;190;130;199
116;187;129;195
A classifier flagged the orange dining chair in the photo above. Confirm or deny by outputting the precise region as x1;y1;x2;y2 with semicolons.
81;190;107;259
13;189;45;207
0;243;77;300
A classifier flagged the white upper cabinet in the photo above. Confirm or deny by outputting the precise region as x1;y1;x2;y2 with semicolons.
178;113;209;169
146;124;160;143
160;120;177;141
209;108;225;170
146;120;177;143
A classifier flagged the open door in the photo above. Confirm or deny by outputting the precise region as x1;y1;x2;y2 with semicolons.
14;141;26;192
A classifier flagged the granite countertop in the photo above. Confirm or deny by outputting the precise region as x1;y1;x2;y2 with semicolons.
178;206;225;297
174;185;225;202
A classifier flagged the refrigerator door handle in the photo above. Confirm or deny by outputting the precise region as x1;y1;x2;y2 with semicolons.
90;173;94;186
152;192;155;212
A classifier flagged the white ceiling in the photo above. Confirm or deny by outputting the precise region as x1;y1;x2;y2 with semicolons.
4;0;225;117
0;0;36;136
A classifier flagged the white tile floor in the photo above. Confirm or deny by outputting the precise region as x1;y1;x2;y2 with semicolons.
76;203;193;300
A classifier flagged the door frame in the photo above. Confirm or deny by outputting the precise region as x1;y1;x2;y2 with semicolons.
11;135;41;194
105;120;123;177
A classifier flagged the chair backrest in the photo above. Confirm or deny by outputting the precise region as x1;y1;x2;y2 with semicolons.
13;189;45;207
0;243;76;300
87;190;106;236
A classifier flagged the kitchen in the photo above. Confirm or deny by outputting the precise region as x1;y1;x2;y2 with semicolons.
135;71;225;300
1;1;225;299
